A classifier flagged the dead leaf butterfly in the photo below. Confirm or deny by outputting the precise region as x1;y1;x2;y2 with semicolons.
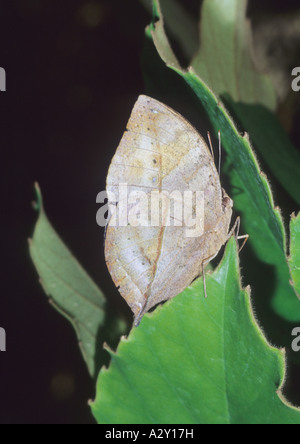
105;95;237;326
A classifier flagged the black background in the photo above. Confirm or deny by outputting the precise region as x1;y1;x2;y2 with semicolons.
0;0;299;424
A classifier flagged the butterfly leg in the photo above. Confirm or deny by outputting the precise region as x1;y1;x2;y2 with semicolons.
227;216;249;252
201;261;207;299
200;253;219;298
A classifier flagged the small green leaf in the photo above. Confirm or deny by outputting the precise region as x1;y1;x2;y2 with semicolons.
149;0;181;70
289;213;300;296
225;101;300;205
91;238;300;424
139;0;198;62
192;0;276;111
191;0;300;204
29;183;106;377
146;0;300;321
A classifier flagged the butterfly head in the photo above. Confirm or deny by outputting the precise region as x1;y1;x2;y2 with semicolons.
221;188;233;213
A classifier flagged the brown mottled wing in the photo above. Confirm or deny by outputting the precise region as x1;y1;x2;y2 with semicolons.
105;95;229;323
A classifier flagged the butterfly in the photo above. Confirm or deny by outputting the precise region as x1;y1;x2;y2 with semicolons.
105;95;245;326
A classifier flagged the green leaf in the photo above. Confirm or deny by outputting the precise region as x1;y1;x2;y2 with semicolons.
224;101;300;205
289;213;300;296
91;238;300;424
29;183;106;377
139;0;199;62
146;0;300;321
192;0;276;110
191;0;300;205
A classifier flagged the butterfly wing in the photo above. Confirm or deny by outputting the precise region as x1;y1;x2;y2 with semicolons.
105;95;229;322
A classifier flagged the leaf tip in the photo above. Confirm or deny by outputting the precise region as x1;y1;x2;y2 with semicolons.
243;132;250;142
103;341;116;356
87;398;94;407
32;182;43;212
260;171;267;180
152;0;160;18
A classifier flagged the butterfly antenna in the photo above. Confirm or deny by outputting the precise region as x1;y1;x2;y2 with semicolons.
218;130;222;176
201;262;208;298
207;131;215;162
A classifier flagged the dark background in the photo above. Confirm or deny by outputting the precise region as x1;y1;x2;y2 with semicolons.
0;0;299;424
